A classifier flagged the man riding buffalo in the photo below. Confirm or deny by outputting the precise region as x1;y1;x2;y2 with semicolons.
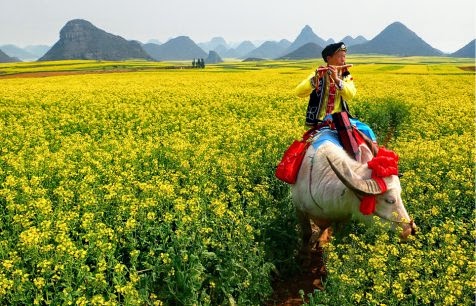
295;42;376;142
276;43;416;257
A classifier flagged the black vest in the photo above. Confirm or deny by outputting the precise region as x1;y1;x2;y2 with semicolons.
305;71;352;126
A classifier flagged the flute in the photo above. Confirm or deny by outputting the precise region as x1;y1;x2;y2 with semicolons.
316;64;353;72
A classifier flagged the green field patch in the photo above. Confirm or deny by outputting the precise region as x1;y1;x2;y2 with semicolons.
1;56;474;78
376;65;405;71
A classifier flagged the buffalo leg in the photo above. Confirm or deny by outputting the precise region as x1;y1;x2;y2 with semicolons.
311;218;332;247
296;209;312;266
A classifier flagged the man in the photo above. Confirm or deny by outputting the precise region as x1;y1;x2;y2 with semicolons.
295;42;376;142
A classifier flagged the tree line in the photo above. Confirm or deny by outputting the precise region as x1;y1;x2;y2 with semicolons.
192;58;205;68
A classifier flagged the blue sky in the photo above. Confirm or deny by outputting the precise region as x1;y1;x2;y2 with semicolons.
1;0;475;53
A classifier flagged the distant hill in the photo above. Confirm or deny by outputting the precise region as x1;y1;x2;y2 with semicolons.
231;41;256;58
284;25;327;54
142;36;207;61
244;39;291;59
213;40;257;59
146;39;162;45
10;21;465;63
450;39;475;58
0;49;20;62
0;44;37;60
279;42;324;60
351;21;443;56
24;45;50;58
235;41;255;54
198;37;228;53
39;19;153;61
213;44;229;57
341;35;368;47
205;50;223;64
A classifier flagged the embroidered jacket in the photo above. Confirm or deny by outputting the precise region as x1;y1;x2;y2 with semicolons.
295;69;357;126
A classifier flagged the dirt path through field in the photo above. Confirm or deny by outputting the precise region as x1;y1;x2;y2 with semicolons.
267;225;327;306
267;248;326;305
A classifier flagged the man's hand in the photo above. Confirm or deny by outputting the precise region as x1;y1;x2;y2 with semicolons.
327;65;341;84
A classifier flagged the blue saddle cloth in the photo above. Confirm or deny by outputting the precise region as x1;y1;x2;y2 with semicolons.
310;128;342;150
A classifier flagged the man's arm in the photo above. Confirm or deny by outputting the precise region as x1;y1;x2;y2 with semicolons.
337;74;356;101
294;72;316;98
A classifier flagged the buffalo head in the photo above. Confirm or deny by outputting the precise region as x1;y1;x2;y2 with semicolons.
326;155;417;239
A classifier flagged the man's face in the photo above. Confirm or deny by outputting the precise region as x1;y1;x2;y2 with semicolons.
327;50;346;66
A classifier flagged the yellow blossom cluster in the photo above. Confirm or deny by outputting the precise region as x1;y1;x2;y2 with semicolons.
0;57;473;305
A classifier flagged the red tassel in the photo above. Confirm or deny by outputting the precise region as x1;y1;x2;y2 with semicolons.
368;148;399;178
359;147;399;215
360;195;376;215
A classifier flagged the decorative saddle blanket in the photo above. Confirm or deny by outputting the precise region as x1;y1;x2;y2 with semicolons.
309;128;342;150
275;112;378;184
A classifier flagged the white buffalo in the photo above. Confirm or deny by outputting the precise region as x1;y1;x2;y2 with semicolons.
291;140;416;255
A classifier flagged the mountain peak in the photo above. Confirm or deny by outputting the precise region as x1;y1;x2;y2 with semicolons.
210;37;227;45
285;25;327;54
64;19;94;27
142;36;207;61
301;25;313;32
60;19;96;37
351;21;442;56
39;19;153;61
244;40;289;59
205;50;223;64
387;21;406;29
382;21;416;36
197;37;228;53
341;35;368;47
170;36;194;43
297;25;320;39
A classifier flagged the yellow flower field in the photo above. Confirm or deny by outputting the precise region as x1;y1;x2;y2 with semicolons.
0;57;474;305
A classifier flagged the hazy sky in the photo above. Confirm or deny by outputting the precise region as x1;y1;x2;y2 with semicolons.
1;0;475;53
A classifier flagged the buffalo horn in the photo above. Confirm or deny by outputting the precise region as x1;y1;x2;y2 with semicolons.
326;156;382;195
